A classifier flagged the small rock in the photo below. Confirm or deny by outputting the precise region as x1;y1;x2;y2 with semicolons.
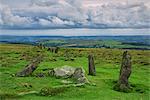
36;73;45;77
48;69;55;76
21;83;32;88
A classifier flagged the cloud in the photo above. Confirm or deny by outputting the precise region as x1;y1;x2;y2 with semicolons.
0;0;150;29
1;7;32;27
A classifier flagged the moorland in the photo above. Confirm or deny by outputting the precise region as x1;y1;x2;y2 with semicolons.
0;35;150;100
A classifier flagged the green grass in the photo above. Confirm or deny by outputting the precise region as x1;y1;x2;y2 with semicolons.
0;44;150;100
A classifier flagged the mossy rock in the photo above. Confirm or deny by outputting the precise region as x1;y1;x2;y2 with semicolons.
39;87;67;96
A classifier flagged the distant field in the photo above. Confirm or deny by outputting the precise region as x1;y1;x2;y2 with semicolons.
0;35;150;50
0;44;150;100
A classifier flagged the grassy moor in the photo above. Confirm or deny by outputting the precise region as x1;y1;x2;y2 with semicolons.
0;43;149;100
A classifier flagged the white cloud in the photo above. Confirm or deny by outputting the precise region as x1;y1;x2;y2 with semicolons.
0;5;33;28
0;0;150;29
38;18;51;26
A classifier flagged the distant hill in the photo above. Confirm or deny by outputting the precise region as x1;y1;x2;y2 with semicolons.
0;35;150;50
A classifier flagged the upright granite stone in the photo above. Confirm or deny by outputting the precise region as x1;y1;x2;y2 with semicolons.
47;47;59;53
16;56;42;77
88;54;96;76
47;48;51;52
114;51;132;92
55;47;59;53
38;43;43;49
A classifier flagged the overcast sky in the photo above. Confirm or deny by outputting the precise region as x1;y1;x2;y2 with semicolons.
0;0;150;29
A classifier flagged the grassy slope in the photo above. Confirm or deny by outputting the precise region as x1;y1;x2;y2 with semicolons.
0;44;150;100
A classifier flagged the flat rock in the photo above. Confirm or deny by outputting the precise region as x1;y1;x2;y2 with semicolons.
48;66;89;84
54;66;76;78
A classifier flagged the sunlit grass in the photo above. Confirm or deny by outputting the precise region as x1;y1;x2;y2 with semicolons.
0;44;149;100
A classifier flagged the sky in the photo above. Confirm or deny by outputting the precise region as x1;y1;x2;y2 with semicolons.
0;0;150;29
0;28;149;36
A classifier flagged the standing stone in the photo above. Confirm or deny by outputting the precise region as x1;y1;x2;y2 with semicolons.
88;54;96;76
114;51;132;92
47;47;52;52
39;44;43;49
16;56;42;77
43;45;46;49
47;48;51;51
51;48;54;53
47;47;59;53
55;47;59;53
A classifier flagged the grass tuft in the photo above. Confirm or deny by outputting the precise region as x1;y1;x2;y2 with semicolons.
39;87;68;96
